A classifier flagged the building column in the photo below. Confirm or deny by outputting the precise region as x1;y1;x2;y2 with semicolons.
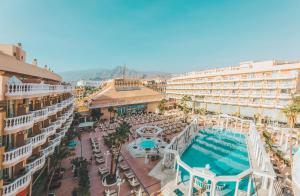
268;178;274;196
188;174;194;196
234;180;240;196
284;135;289;152
210;181;217;196
247;175;252;196
175;164;180;185
173;156;177;172
279;130;284;145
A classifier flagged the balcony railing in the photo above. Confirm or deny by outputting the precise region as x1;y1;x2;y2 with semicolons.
26;155;46;174
28;132;47;148
47;104;57;115
42;124;57;137
4;97;73;134
33;108;49;122
2;171;32;196
3;143;32;166
4;113;34;133
6;82;72;97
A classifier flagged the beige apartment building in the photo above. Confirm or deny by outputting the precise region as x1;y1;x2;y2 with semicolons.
0;44;74;196
166;60;300;122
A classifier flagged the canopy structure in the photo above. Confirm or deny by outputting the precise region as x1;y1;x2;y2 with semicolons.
136;125;163;138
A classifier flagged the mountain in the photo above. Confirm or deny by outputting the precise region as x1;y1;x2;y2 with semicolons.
59;66;171;81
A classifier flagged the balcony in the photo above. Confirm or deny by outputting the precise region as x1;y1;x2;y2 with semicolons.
42;124;57;137
6;82;73;98
28;132;47;148
26;155;46;174
33;108;49;122
42;144;55;157
3;143;32;167
47;104;57;115
2;171;32;196
4;114;34;134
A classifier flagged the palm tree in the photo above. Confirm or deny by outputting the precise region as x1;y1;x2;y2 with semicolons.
282;96;300;163
282;104;299;128
103;121;131;184
180;95;192;121
253;113;262;124
195;108;206;115
158;99;167;114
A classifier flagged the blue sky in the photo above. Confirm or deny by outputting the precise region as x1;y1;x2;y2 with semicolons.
0;0;299;73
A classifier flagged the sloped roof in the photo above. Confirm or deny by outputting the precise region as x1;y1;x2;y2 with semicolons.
0;51;62;82
89;84;163;108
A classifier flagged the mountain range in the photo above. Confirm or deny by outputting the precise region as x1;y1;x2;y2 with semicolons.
59;66;172;82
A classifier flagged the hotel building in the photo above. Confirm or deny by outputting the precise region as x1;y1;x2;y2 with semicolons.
89;78;163;120
0;44;74;196
166;60;300;122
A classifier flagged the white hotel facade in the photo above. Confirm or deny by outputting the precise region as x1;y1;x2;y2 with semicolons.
166;60;300;122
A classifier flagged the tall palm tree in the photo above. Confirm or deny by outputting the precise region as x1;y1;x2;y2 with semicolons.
158;99;167;113
282;104;299;128
180;95;192;120
103;121;131;184
282;96;300;163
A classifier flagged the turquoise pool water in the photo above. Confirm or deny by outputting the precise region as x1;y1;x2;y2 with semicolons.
140;138;157;149
179;129;254;195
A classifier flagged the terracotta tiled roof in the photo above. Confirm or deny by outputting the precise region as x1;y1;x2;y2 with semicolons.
0;52;62;81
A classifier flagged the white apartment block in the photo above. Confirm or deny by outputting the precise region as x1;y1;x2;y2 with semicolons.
166;60;300;122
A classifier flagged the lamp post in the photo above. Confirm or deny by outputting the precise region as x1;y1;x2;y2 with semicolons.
117;178;125;196
104;150;110;167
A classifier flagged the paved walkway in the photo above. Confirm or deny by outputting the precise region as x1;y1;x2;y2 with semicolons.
54;126;162;196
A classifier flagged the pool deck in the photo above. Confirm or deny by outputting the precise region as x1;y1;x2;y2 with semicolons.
54;127;162;196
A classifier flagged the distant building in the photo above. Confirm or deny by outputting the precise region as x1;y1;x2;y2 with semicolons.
143;79;167;93
76;79;103;88
166;60;300;122
89;78;163;120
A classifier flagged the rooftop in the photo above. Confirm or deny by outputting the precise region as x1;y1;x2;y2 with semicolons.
0;44;62;82
89;79;163;108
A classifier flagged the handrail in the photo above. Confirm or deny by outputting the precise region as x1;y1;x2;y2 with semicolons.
6;82;73;97
3;142;33;166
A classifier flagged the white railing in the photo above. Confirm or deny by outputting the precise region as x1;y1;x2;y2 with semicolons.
4;113;34;133
3;143;32;166
33;108;48;122
26;155;46;174
28;132;47;148
42;145;55;156
6;82;73;97
42;124;57;137
47;104;57;114
4;97;73;134
2;171;32;196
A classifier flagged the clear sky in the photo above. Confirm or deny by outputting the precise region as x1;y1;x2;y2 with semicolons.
0;0;299;73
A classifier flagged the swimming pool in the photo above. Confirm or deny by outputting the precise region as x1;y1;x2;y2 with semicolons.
179;129;254;195
140;138;157;149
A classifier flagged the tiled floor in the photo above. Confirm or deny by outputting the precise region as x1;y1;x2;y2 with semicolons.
54;127;162;196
